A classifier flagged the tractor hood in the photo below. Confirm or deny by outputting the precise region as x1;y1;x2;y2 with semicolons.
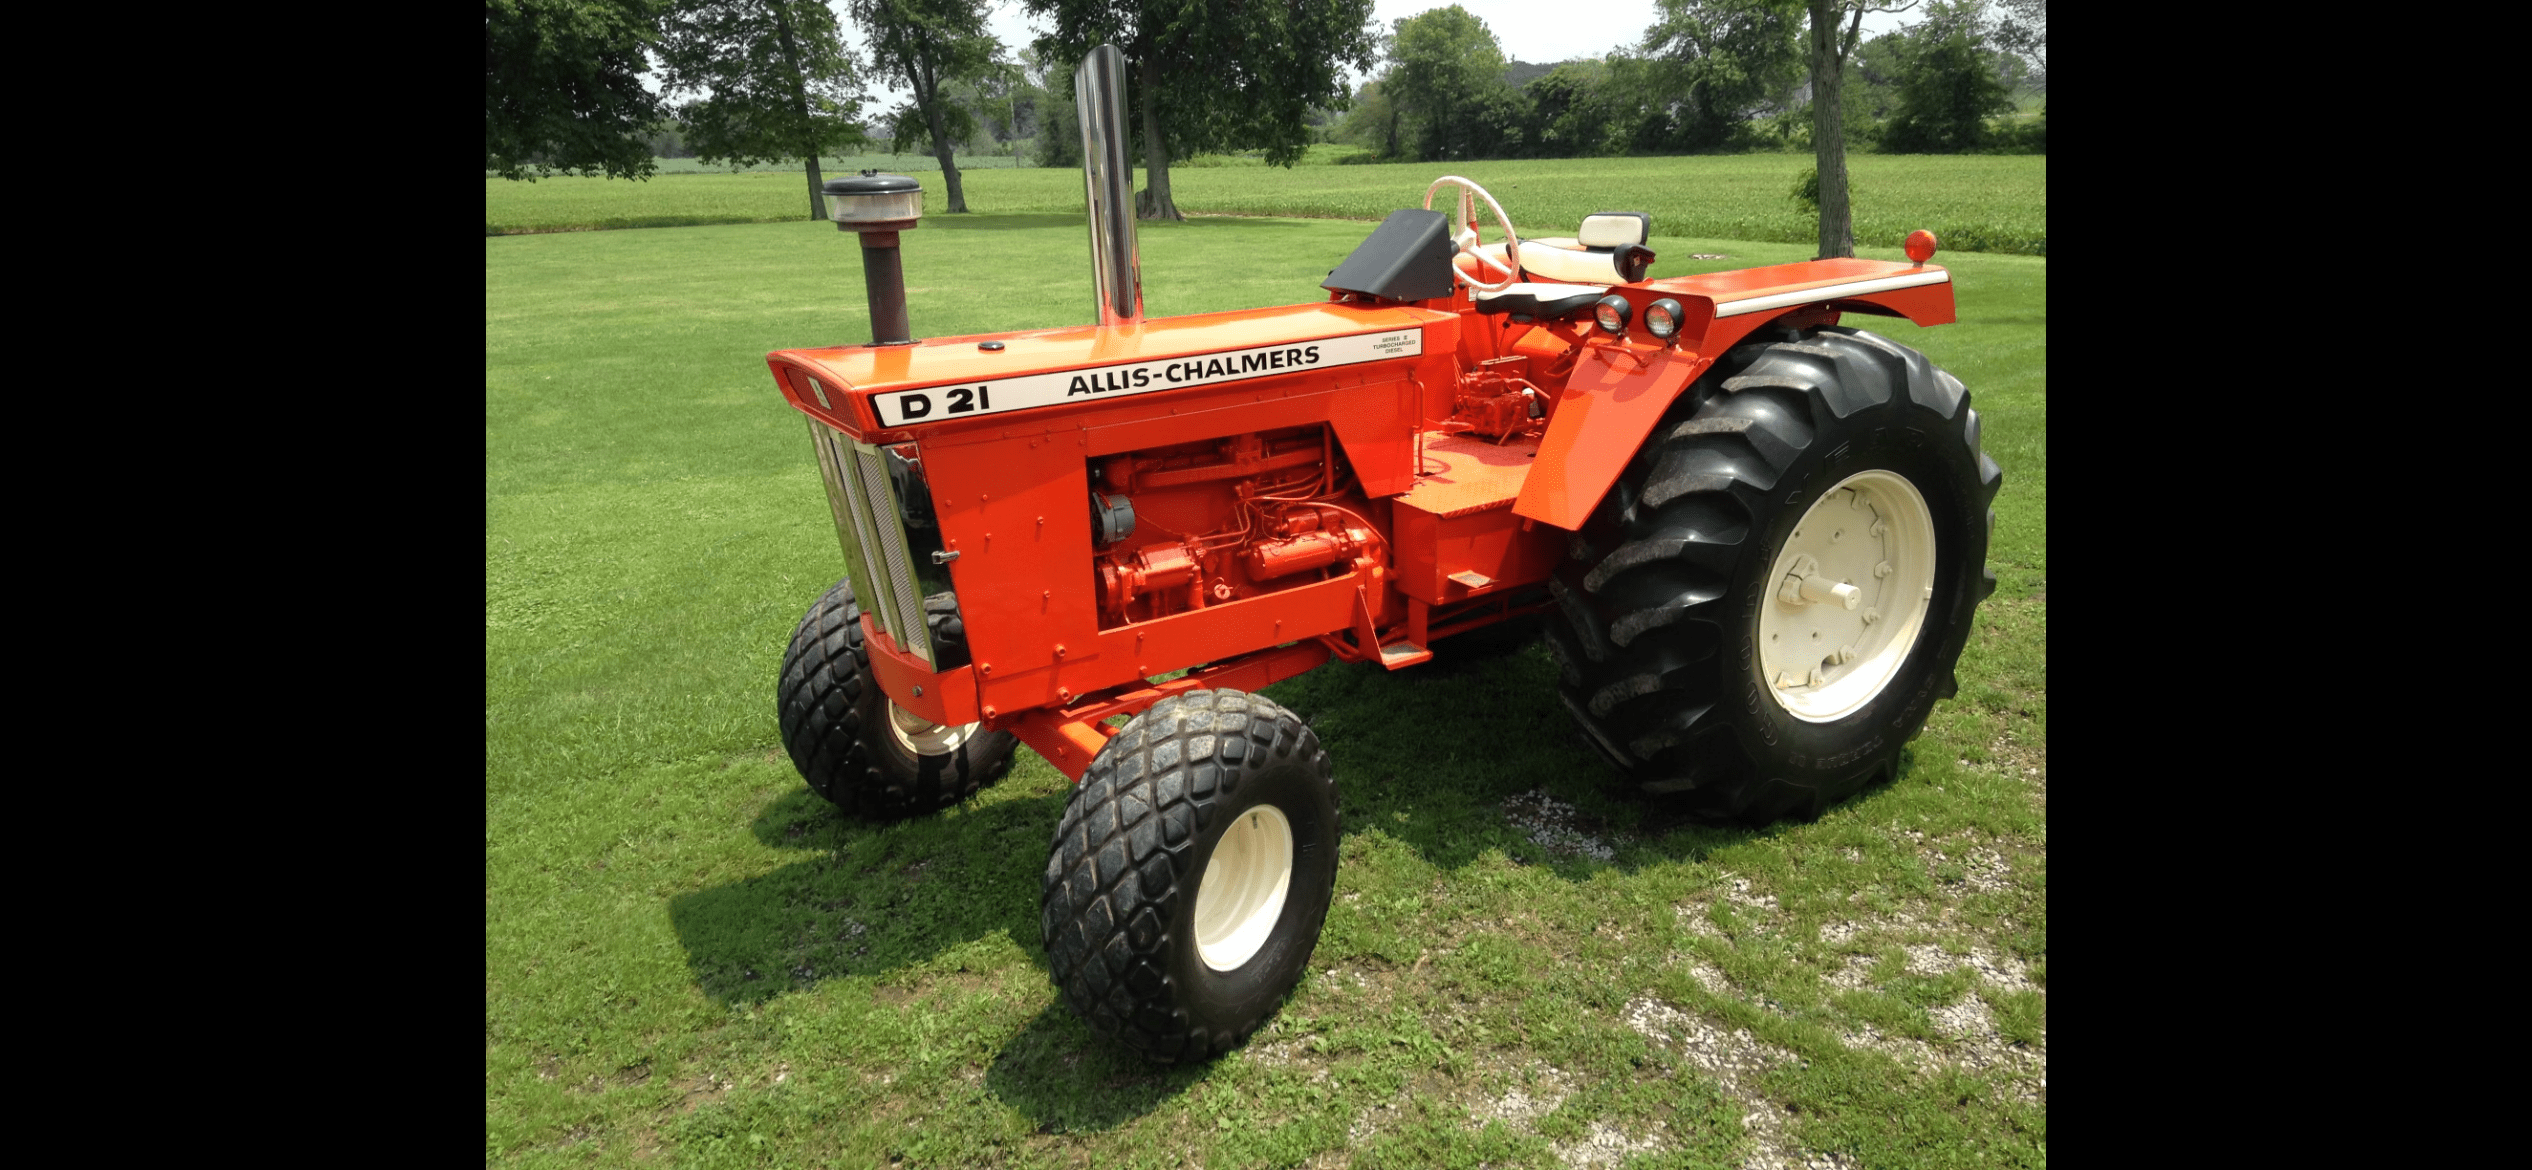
770;300;1454;439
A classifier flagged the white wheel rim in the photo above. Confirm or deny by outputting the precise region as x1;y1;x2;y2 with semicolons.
1756;470;1938;723
886;702;977;756
1193;803;1294;972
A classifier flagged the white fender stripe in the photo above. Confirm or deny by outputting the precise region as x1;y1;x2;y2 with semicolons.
1712;269;1951;317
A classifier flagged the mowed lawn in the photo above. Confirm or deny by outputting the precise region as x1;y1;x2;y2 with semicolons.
486;206;2046;1168
485;153;2046;256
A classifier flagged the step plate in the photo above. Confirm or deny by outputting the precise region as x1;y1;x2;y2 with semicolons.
1378;640;1434;670
1394;433;1538;519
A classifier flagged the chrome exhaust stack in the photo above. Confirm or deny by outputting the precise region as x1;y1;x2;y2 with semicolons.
1075;44;1142;327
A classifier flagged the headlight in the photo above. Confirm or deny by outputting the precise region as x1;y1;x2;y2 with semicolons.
1593;295;1631;335
1644;298;1684;340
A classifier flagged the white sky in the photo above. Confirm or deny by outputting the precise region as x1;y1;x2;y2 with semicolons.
653;3;1916;117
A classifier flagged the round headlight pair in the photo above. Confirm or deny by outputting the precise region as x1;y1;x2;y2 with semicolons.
1593;296;1687;340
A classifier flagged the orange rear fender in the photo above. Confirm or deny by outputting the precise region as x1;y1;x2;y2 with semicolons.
1510;260;1954;531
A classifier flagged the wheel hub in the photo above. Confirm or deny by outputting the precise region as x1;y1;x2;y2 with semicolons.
1193;803;1294;971
1757;470;1937;722
886;703;978;756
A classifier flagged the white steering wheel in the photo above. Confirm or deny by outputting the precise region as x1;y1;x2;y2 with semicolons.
1424;176;1521;293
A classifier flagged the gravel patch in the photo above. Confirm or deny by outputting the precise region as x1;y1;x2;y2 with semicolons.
1502;790;1618;861
1720;873;1781;915
1822;955;1877;990
1902;944;2038;992
1814;907;1924;949
1924;841;2015;895
1474;1064;1574;1126
1621;996;1852;1170
1556;1120;1667;1168
1838;998;2045;1106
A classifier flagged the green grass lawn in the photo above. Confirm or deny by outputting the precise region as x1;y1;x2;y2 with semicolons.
486;153;2045;256
486;209;2045;1167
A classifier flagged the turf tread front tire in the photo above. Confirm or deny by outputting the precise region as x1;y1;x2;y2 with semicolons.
775;578;1016;819
1039;689;1338;1063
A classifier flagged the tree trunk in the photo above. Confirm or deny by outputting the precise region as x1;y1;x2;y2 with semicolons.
915;63;969;213
1807;0;1855;259
1134;49;1181;221
770;3;825;221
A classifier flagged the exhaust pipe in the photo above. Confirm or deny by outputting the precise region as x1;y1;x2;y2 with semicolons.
1075;45;1142;327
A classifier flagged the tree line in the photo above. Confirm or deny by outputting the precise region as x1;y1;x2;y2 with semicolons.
485;0;2040;255
1341;0;2041;163
485;0;1379;222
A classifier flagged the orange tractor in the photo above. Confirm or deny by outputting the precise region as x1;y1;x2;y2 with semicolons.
769;47;2000;1062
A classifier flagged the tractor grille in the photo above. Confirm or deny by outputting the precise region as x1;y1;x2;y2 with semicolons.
809;420;934;666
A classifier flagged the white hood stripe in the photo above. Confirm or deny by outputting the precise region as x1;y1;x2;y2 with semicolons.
1712;269;1951;318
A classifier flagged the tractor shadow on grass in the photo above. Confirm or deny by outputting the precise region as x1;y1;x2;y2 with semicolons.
665;631;1914;1130
665;782;1072;1010
1259;637;1880;876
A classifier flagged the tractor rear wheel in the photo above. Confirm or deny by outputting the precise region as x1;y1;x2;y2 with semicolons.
1040;689;1339;1062
776;577;1017;819
1543;325;2002;823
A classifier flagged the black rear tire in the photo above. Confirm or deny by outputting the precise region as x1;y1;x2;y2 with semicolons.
1039;689;1339;1062
776;577;1018;819
1543;325;2002;823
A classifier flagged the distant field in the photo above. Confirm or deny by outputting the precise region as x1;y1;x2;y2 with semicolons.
622;153;1036;175
486;154;2046;255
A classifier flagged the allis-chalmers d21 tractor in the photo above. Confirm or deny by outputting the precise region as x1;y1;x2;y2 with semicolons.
766;47;2000;1062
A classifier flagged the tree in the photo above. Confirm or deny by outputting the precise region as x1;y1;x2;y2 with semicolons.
656;1;869;220
1384;6;1524;162
949;64;1037;152
852;0;1003;213
1636;0;1804;153
1025;45;1083;169
485;0;667;180
1802;0;1914;258
1332;80;1405;159
1989;0;2043;95
1024;0;1380;220
1523;62;1615;157
1879;2;2012;153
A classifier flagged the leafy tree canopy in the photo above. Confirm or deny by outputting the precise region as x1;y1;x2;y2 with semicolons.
1027;0;1379;216
485;0;667;180
1879;0;2013;152
1385;5;1521;161
1637;0;1805;151
655;0;867;167
852;0;1004;210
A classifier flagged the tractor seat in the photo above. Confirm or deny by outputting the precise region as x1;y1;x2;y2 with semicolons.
1459;211;1656;286
1472;282;1607;319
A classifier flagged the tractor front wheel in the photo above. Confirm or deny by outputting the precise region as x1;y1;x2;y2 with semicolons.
776;578;1018;819
1544;325;2002;823
1040;689;1339;1062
